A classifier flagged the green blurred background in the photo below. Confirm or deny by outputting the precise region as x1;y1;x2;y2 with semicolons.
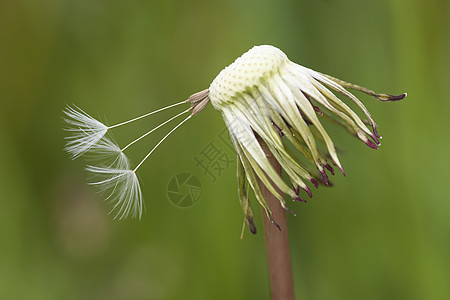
1;0;449;299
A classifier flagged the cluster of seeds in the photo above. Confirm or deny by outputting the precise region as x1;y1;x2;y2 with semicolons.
209;45;288;106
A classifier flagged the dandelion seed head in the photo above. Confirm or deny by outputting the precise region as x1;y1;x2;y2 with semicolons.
207;45;406;231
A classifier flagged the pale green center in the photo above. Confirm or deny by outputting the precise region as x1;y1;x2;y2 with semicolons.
209;45;288;107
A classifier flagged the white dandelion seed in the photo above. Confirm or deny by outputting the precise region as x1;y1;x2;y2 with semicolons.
63;98;201;219
63;101;187;159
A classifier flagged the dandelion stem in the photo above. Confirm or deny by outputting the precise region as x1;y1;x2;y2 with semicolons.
122;109;190;151
133;115;192;172
258;138;295;300
108;101;187;129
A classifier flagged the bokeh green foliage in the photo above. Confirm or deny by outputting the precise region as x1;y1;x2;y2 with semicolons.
0;0;449;299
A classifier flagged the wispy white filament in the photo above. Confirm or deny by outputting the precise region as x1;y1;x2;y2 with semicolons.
108;101;186;129
133;114;192;171
121;109;190;152
63;101;191;219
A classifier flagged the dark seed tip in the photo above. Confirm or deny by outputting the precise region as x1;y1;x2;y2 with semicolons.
325;163;335;176
320;169;330;185
365;139;379;150
377;92;407;102
272;122;284;138
247;218;257;234
294;196;307;203
370;134;380;145
293;184;300;195
303;186;313;198
271;219;281;231
339;166;346;177
284;206;296;216
314;105;323;116
310;178;319;189
373;127;381;139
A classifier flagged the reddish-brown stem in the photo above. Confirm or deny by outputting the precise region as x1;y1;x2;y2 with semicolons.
258;139;295;300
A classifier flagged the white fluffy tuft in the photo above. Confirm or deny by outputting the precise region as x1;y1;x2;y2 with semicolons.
63;105;108;159
87;166;144;220
89;137;130;170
